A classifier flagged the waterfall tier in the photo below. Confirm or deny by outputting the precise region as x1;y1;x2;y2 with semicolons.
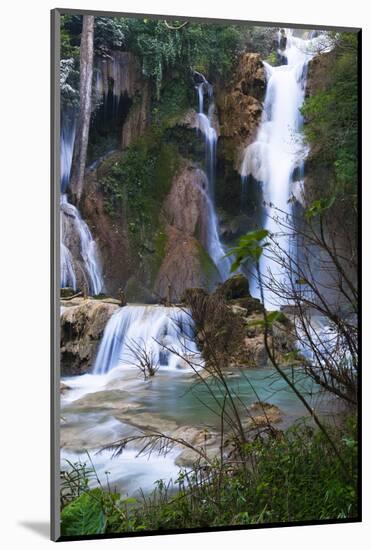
60;195;104;295
59;114;104;295
240;30;327;306
93;305;201;375
196;78;232;282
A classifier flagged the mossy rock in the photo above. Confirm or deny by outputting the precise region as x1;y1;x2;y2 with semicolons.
125;276;157;304
214;274;250;300
61;287;76;298
229;296;263;314
196;242;221;291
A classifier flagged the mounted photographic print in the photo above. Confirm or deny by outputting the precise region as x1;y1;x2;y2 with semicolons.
51;8;361;541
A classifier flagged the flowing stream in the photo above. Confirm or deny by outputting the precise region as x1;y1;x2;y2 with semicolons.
241;30;326;307
61;303;335;496
196;77;232;281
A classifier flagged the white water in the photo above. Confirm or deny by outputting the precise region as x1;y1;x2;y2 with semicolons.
60;114;76;193
61;446;182;496
60;117;104;295
196;78;232;281
241;30;327;306
94;305;202;375
60;194;104;295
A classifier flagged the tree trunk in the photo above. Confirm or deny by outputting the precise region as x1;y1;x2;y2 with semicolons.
69;15;94;204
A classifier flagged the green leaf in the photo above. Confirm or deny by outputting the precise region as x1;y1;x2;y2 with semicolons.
122;497;137;505
225;229;271;272
266;311;285;324
61;489;106;536
305;197;335;220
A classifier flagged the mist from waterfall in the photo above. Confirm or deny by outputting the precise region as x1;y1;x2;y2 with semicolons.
60;115;104;295
240;30;326;307
196;77;232;282
93;305;201;375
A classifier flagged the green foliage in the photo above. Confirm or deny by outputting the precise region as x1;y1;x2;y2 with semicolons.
118;19;276;97
100;135;178;217
265;50;278;66
60;15;80;107
152;75;191;130
248;310;286;328
60;460;95;507
61;488;106;536
133;419;357;529
305;196;336;220
94;16;129;53
301;32;358;204
60;15;81;60
62;416;357;535
226;229;270;271
99;134;179;281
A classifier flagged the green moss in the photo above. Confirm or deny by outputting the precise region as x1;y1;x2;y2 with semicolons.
196;242;220;290
99;133;179;286
265;50;278;66
152;75;192;130
124;276;157;304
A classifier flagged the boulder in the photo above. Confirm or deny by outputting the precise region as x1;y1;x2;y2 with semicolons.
60;299;119;375
60;382;71;394
215;274;250;300
245;402;282;427
60;287;76;298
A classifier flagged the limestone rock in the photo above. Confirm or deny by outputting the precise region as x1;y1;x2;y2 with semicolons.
60;299;119;375
154;162;220;300
214;273;250;300
217;53;266;164
245;402;282;427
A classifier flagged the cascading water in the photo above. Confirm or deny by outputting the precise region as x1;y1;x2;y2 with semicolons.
93;305;201;375
60;111;76;193
196;77;232;282
59;115;104;295
240;29;325;307
60;194;104;294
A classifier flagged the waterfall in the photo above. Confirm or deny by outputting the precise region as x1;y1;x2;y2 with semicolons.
196;78;232;281
60;195;104;295
60;111;76;193
59;114;104;295
240;29;325;306
93;306;200;375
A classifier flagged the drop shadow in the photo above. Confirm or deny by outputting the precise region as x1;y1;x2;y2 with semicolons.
18;521;50;539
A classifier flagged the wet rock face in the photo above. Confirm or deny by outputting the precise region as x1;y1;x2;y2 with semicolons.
80;170;131;297
95;51;150;151
163;163;209;240
60;298;119;375
154;162;219;301
217;53;266;163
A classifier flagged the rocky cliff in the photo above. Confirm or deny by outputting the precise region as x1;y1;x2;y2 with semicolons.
75;51;267;299
303;50;335;206
155;162;219;300
216;53;266;167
